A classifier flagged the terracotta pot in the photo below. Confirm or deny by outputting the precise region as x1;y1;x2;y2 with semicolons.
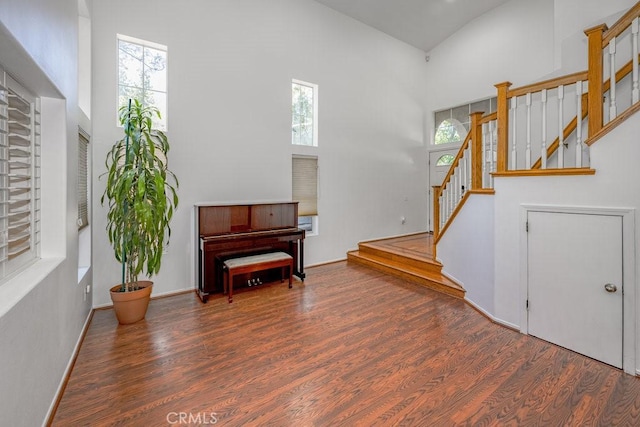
109;281;153;325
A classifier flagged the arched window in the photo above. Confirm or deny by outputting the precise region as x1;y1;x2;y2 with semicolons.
436;154;455;166
434;119;466;145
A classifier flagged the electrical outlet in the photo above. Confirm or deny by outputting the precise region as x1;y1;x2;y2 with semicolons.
401;216;406;225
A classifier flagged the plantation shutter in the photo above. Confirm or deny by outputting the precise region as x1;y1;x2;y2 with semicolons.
0;70;41;280
77;129;89;230
292;156;317;216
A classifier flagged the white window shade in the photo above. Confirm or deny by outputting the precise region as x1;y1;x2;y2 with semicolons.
77;129;89;230
0;71;40;281
292;156;318;216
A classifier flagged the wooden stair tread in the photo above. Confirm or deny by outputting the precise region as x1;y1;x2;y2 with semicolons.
348;250;443;277
347;250;465;298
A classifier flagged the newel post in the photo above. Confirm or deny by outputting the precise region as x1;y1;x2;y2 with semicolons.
495;82;512;173
585;24;608;137
470;112;484;190
432;185;441;238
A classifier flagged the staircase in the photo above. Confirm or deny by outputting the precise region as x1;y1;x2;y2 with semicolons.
348;2;640;299
347;234;465;298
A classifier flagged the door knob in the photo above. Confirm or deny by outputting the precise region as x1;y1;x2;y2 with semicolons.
604;283;618;293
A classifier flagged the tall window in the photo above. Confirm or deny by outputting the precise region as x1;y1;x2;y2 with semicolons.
118;35;167;130
292;156;318;234
77;129;89;230
292;80;318;146
0;71;41;281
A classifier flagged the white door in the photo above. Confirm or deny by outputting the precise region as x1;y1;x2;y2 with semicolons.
428;150;457;232
527;211;623;368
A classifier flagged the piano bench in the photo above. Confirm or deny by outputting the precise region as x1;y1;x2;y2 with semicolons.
222;252;293;303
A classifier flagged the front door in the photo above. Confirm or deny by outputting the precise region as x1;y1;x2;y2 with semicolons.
527;210;623;368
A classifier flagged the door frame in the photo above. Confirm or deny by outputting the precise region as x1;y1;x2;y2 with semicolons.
519;204;636;375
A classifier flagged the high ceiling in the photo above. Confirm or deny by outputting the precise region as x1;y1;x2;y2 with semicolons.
313;0;511;52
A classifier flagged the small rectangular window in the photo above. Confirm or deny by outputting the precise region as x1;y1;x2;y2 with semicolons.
292;80;318;146
77;128;89;230
118;34;167;130
292;156;318;234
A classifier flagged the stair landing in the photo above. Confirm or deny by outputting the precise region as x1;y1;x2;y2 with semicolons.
347;233;465;298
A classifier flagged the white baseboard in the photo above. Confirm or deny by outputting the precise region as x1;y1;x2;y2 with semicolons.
44;308;93;426
93;286;195;310
465;297;520;332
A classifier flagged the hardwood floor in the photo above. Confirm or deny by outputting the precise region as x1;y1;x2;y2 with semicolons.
52;262;640;426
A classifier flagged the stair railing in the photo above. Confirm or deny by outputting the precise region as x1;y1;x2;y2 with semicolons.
434;1;640;241
586;3;640;144
434;112;490;239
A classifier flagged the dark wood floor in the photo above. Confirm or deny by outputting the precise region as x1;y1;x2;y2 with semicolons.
52;262;640;426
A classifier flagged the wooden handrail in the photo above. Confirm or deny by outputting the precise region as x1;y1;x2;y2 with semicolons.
508;71;588;99
480;112;497;124
603;1;640;47
439;131;472;193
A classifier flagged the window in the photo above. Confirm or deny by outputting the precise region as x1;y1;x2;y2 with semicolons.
435;119;465;145
118;35;167;130
436;154;455;166
77;128;89;230
292;80;318;146
434;97;496;145
0;71;41;281
292;156;318;234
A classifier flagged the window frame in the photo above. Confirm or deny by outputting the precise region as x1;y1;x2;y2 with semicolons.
117;34;168;130
291;79;318;147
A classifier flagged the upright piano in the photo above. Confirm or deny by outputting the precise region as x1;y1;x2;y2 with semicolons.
195;201;305;302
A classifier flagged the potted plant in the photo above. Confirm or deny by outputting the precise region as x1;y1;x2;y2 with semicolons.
102;99;179;324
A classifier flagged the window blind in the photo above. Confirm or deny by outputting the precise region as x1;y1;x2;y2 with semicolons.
77;128;89;230
0;70;41;281
292;156;318;216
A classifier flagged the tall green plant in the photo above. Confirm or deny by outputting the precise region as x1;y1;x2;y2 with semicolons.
102;99;179;291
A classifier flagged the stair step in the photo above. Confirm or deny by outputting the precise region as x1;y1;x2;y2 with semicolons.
347;250;465;299
357;242;443;274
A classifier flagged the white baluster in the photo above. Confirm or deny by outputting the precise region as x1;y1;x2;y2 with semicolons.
576;81;583;168
633;18;639;104
439;192;445;227
460;156;467;196
609;36;617;120
466;146;472;192
490;120;496;187
511;97;517;170
541;89;547;169
525;92;532;168
454;167;459;203
482;123;488;188
558;85;564;168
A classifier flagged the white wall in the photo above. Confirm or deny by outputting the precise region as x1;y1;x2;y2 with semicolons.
0;0;92;425
90;0;430;306
553;0;637;71
438;194;495;315
425;0;555;116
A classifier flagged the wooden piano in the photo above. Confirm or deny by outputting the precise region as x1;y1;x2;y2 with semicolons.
195;201;305;302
